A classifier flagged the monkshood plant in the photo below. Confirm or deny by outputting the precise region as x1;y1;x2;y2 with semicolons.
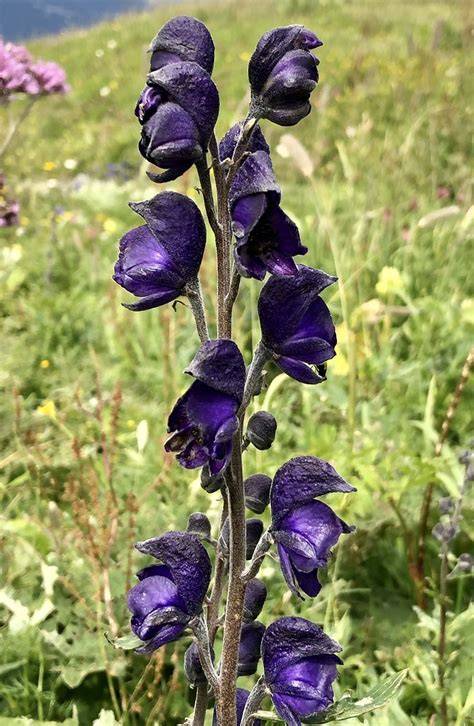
112;16;406;725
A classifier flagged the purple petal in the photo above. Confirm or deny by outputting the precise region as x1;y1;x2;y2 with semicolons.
146;161;193;184
135;85;162;124
275;355;323;384
127;575;183;623
294;566;322;597
262;616;342;686
129;192;206;284
271;456;355;518
219;121;270;161
139;102;203;165
121;289;181;312
234;246;268;280
136;564;171;581
277;543;321;599
215;414;240;442
135;531;211;616
135;622;187;655
249;25;312;94
184;339;246;403
229;151;280;208
273;655;340;718
285;298;337;349
147;61;219;149
258;265;337;351
177;440;209;469
244;473;272;514
243;578;267;622
271;694;301;726
149;16;215;74
208;442;232;477
232;193;267;239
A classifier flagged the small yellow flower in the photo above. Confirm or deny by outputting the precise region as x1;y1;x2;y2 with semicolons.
239;51;251;62
110;80;118;90
103;218;118;234
127;419;136;429
20;216;29;226
43;161;57;172
95;212;106;223
40;359;50;369
376;266;405;298
37;400;56;419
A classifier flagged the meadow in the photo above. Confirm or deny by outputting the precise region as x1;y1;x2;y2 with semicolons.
0;0;473;724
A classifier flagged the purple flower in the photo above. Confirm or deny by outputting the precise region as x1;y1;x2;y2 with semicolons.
0;41;38;96
229;151;307;279
219;121;270;162
113;191;205;311
30;61;70;94
262;617;342;726
213;688;262;726
258;265;337;384
249;25;322;126
238;621;265;676
165;340;245;476
127;531;211;654
270;457;355;599
0;196;20;227
148;16;215;74
136;62;219;183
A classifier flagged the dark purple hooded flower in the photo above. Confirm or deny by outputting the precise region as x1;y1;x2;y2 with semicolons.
258;265;337;384
165;339;245;476
270;456;355;599
249;25;322;126
148;16;214;74
136;62;219;183
238;621;265;676
127;531;211;654
228;150;307;279
219;120;270;162
212;688;262;726
113;191;205;311
262;617;342;726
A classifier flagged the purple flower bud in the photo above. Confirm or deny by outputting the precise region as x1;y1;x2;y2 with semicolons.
0;195;20;227
137;62;219;183
212;688;262;726
270;457;355;598
246;411;277;450
258;265;337;384
166;340;245;476
244;473;272;514
229;151;307;279
238;621;265;676
128;531;211;654
457;553;472;572
200;466;225;493
113;191;206;311
220;518;264;560
186;512;212;540
243;578;267;622
219;121;270;162
249;25;322;126
262;617;342;725
184;640;214;686
432;522;457;543
149;16;215;74
439;497;454;515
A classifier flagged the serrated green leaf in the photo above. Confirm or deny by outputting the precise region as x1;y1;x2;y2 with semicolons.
304;670;409;722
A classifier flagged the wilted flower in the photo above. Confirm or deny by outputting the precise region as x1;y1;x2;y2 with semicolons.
270;456;355;598
262;616;342;725
244;473;272;514
249;25;322;126
242;578;267;622
128;531;211;654
238;621;265;676
136;62;219;182
258;265;337;384
113;191;206;311
229;150;306;279
212;688;262;726
165;340;245;476
246;410;277;450
148;16;215;74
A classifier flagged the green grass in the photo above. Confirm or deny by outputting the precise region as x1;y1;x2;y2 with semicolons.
1;0;473;724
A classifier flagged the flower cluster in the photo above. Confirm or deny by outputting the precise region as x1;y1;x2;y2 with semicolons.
0;40;69;99
114;17;357;726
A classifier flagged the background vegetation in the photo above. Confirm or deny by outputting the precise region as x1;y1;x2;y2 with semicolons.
1;0;473;723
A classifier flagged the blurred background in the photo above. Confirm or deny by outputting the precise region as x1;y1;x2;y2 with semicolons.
0;0;473;724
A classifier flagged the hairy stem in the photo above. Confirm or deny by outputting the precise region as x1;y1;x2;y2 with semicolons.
241;341;272;413
190;616;220;694
0;97;37;161
216;430;247;725
241;676;267;725
192;685;209;726
242;530;273;582
185;278;210;343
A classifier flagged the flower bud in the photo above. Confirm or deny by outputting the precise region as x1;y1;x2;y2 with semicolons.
458;553;473;572
438;497;454;515
184;641;214;686
432;522;457;543
244;473;272;514
243;578;267;622
238;621;265;676
201;466;225;493
187;512;212;540
246;411;277;450
220;518;264;560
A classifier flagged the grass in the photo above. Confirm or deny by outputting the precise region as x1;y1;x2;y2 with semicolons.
1;0;473;723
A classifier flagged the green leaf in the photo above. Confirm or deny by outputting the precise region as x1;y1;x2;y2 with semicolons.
304;670;409;722
107;631;143;650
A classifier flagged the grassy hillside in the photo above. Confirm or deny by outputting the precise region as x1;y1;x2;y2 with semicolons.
1;0;473;724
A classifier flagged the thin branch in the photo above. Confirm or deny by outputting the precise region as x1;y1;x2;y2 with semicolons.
0;97;37;161
185;278;210;343
240;341;272;413
190;616;220;694
242;530;273;582
241;677;268;726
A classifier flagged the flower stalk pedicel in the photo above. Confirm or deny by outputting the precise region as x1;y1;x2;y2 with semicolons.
110;16;397;726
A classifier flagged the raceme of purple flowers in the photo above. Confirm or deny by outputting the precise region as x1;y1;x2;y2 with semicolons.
115;16;357;726
0;40;69;98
